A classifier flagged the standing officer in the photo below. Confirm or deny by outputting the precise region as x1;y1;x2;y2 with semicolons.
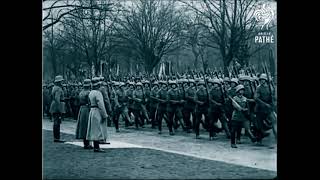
86;77;109;153
75;79;93;149
110;82;121;132
99;77;112;127
49;75;66;143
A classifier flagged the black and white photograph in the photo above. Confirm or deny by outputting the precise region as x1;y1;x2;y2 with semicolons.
42;0;277;179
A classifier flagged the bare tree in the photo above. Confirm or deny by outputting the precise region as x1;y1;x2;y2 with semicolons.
114;0;184;74
180;0;261;75
42;0;115;31
54;0;121;76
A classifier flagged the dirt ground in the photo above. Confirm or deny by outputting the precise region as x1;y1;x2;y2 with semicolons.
43;130;276;179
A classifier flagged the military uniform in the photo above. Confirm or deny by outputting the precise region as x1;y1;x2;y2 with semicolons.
149;82;160;128
99;78;112;126
194;80;209;138
132;82;146;128
230;85;249;148
126;83;135;122
116;83;132;127
208;79;230;139
225;78;238;129
254;74;275;144
183;80;197;132
75;79;92;149
156;81;170;134
110;83;121;131
167;81;183;134
241;76;257;141
49;75;65;142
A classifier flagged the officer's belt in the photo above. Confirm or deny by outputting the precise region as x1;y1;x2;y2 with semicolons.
90;105;99;108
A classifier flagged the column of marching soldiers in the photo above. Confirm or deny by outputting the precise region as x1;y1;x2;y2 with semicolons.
43;66;276;148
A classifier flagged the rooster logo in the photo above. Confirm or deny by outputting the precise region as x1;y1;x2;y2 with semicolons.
254;3;275;30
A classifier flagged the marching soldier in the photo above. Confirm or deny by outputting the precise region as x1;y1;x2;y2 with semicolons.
183;79;197;132
194;80;209;139
207;78;231;140
126;81;136;124
142;80;152;125
156;81;171;135
116;82;133;128
131;82;146;128
240;75;258;143
110;82;121;132
178;78;191;132
225;78;239;130
149;81;160;128
167;80;185;135
49;75;66;143
254;73;275;145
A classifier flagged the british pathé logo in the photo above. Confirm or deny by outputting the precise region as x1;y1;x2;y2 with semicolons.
254;2;275;44
254;3;274;31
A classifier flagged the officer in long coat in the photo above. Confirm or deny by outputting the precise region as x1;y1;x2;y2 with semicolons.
75;79;93;149
86;77;109;153
49;75;65;143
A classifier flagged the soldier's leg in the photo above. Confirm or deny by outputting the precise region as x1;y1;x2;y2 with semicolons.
230;121;240;147
141;104;149;124
243;120;256;142
150;106;157;128
53;113;62;141
208;111;216;139
219;112;231;138
255;112;268;144
122;106;132;126
113;108;120;131
194;111;202;137
175;107;185;130
132;110;140;128
182;108;192;130
167;111;175;134
157;109;165;133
